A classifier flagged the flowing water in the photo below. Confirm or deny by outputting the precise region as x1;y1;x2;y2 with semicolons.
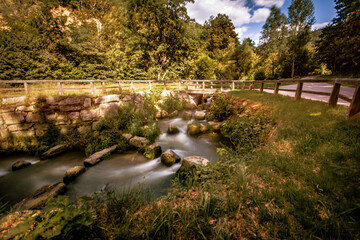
0;114;222;206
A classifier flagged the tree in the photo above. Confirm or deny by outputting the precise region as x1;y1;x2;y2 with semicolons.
288;0;315;78
127;0;194;80
260;5;288;78
316;0;360;74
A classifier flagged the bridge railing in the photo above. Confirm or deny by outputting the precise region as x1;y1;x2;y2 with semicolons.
0;78;359;118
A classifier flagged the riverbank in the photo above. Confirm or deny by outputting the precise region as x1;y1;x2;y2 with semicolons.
1;91;359;239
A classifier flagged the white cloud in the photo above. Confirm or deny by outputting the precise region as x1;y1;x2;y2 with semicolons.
312;22;330;30
186;0;252;26
235;26;248;38
253;0;285;7
251;8;270;23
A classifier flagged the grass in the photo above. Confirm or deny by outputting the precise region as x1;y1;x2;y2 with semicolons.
1;91;359;239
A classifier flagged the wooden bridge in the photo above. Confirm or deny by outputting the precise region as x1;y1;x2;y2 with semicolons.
0;78;359;119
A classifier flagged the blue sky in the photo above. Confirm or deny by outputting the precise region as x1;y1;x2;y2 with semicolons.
186;0;337;45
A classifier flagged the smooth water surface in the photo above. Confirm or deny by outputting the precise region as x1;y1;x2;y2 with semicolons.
0;115;221;205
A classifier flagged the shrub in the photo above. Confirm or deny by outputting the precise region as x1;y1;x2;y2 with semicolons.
161;96;183;113
254;69;266;80
221;112;274;150
207;94;243;122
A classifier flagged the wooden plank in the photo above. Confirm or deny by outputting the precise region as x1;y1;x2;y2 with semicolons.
347;86;360;119
149;81;152;91
24;82;29;95
274;82;280;94
260;81;264;93
118;82;122;93
328;83;341;107
295;81;303;100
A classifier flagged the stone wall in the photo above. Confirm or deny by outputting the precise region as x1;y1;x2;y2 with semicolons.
0;94;138;149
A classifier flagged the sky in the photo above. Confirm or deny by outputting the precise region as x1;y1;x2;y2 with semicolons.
186;0;337;45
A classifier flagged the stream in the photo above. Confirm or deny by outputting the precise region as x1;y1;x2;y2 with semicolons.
0;114;222;206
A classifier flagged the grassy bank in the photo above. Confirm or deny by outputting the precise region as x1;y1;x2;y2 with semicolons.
1;91;359;239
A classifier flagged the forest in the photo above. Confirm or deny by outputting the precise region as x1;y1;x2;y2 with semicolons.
0;0;359;81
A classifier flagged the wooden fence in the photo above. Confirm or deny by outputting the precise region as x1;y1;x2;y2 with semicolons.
0;78;359;119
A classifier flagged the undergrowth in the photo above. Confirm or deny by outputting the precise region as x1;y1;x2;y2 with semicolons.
1;91;359;239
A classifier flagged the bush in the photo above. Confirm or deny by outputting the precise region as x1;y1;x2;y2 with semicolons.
254;69;266;80
221;112;274;151
161;96;183;113
207;94;243;122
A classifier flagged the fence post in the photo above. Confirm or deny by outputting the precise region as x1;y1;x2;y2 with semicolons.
260;81;264;93
295;81;303;100
148;81;152;91
202;81;205;90
179;81;182;90
274;82;280;95
24;82;29;95
118;81;122;93
346;86;360;119
249;82;254;90
232;81;235;90
211;81;213;89
90;82;95;95
101;82;106;93
328;83;341;107
220;80;223;92
58;82;63;96
131;81;135;92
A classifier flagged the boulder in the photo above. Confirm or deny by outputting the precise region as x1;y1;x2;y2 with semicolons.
2;96;26;105
99;102;120;117
77;125;91;134
182;111;193;120
2;112;26;125
167;124;179;135
14;182;66;210
63;166;86;184
161;150;181;167
95;95;121;104
183;102;197;110
84;145;117;167
194;111;206;120
187;123;200;136
169;110;179;118
59;105;82;112
40;144;68;160
178;155;210;172
84;98;92;108
145;143;162;159
156;110;169;119
129;136;149;150
208;121;222;132
199;123;209;134
122;133;133;141
80;108;100;122
8;123;33;132
12;160;31;171
59;97;81;106
16;105;34;112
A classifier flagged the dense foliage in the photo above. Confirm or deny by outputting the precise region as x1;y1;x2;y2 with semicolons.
1;0;358;82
